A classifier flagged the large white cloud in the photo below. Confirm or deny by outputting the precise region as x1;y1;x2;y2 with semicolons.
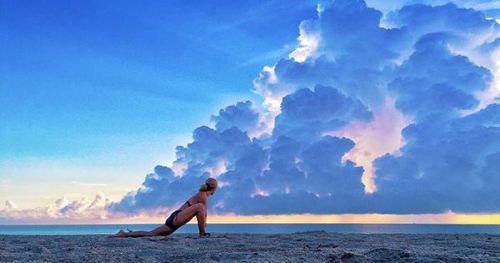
107;0;499;216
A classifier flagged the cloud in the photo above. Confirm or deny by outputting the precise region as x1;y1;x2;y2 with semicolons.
373;103;500;213
273;85;373;142
104;0;500;217
288;19;320;62
326;97;410;193
386;2;498;35
211;134;368;215
364;4;499;214
0;194;113;224
388;32;492;121
253;0;407;113
110;83;376;215
109;125;261;214
210;100;268;138
5;200;17;210
367;0;500;19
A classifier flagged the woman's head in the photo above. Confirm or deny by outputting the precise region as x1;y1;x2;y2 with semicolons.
199;177;218;195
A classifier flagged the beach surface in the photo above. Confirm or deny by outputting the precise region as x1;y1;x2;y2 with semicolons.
1;231;499;262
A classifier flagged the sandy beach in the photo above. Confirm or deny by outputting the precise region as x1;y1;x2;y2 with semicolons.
1;231;499;262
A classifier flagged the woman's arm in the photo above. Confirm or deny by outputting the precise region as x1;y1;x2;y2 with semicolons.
202;192;208;227
204;208;207;228
197;192;209;236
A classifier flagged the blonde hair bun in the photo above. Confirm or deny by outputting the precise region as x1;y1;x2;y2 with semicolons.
199;177;218;192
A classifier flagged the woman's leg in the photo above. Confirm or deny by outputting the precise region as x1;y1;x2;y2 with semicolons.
112;225;174;238
173;203;207;235
150;225;176;236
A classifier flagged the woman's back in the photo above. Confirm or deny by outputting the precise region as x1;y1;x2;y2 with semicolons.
182;191;207;209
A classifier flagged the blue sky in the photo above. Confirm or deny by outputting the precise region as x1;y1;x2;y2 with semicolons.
1;0;316;159
1;0;499;223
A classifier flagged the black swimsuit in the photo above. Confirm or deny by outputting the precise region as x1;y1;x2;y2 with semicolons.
165;201;192;229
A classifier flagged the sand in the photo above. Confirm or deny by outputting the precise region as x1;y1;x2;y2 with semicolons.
1;231;499;262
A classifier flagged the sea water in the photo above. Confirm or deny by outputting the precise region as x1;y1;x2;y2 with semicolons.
0;224;499;235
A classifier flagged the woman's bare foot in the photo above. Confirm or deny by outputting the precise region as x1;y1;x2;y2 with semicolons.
109;230;127;238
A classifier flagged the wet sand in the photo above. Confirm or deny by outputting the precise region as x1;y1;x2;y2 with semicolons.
1;231;499;262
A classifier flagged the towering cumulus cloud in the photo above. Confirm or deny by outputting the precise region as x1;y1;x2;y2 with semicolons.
110;0;500;216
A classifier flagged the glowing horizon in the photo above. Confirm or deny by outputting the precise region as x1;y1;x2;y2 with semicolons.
2;213;498;225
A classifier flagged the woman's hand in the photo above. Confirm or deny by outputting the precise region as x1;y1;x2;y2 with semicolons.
199;232;211;238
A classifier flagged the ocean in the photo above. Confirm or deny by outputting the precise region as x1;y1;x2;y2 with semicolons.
0;224;499;235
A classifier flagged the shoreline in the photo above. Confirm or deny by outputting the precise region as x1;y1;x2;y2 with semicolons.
1;231;499;262
1;223;499;236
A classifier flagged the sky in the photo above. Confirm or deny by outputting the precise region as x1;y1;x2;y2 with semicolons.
1;0;499;224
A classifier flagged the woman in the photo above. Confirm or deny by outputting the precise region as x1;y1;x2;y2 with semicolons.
112;177;217;238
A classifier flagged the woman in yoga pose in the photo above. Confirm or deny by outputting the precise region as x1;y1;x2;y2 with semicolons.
112;177;217;238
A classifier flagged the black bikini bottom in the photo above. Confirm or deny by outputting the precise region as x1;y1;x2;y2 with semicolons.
165;209;182;229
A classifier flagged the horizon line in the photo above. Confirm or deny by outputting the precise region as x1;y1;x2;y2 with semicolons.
2;213;499;225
